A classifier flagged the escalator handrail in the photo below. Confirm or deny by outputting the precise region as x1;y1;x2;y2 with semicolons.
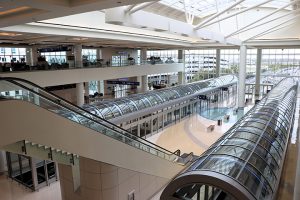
3;77;176;155
0;77;168;154
0;77;178;157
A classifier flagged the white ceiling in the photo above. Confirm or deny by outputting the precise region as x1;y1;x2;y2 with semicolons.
0;0;155;28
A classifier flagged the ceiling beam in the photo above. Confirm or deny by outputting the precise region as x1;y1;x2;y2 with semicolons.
244;13;300;41
129;1;158;14
225;0;296;38
194;0;246;30
200;0;273;28
234;10;298;36
126;4;137;12
183;0;194;25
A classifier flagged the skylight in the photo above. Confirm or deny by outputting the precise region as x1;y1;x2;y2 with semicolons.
160;0;292;18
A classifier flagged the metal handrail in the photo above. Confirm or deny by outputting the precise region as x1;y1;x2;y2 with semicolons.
0;77;181;159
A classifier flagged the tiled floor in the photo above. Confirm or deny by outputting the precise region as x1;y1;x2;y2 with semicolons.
0;175;61;200
148;112;241;156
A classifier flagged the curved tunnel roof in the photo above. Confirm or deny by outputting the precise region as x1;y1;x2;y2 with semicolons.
161;78;298;200
80;75;237;120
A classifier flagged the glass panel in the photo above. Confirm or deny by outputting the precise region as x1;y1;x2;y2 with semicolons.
0;79;178;162
212;145;250;161
197;155;243;178
238;164;272;199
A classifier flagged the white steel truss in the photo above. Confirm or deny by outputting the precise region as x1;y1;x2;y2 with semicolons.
225;0;296;38
194;0;246;30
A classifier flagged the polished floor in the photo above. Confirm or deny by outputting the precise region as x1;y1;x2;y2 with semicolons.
0;174;61;200
148;108;245;156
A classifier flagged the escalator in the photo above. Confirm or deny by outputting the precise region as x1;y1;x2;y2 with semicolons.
0;77;193;179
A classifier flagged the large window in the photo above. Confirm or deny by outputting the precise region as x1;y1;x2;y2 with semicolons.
220;49;239;76
89;81;98;95
147;50;178;63
246;49;257;76
82;49;97;62
262;48;300;76
41;51;66;64
0;47;26;63
185;49;216;82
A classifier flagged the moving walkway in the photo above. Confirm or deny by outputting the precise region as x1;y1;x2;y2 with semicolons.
161;78;298;200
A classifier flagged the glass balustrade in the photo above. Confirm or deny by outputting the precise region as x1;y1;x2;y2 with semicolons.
0;78;179;162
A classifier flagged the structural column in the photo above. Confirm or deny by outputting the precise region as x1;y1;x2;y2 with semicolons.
25;47;32;66
84;82;89;97
74;44;82;68
141;75;148;92
255;48;262;97
178;71;185;85
96;48;101;60
31;46;39;66
167;74;171;85
97;80;105;95
238;45;247;109
216;49;221;77
140;48;147;64
76;82;85;106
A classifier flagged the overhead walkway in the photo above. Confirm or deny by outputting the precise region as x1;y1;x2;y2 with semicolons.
83;75;238;123
161;78;298;200
0;77;196;190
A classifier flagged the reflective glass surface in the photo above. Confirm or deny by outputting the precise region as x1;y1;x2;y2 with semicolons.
85;75;237;120
176;78;297;200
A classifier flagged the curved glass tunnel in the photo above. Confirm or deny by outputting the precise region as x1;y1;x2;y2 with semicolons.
68;75;238;121
161;78;298;200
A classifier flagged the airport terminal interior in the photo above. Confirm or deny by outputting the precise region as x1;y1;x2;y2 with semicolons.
1;0;300;200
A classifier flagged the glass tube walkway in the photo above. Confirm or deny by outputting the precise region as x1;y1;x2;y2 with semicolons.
73;75;237;121
161;78;298;200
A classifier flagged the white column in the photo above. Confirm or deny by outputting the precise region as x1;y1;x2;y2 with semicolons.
141;75;148;92
238;45;247;109
84;82;89;96
136;76;142;93
66;50;74;68
140;48;147;64
178;71;185;85
216;49;221;77
97;80;105;95
25;47;32;66
167;74;171;86
76;82;85;106
96;48;101;60
0;151;7;174
74;44;82;68
31;46;39;66
255;48;262;97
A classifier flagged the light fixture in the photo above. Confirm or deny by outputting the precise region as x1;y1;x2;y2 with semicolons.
0;6;30;16
72;37;89;41
0;32;22;37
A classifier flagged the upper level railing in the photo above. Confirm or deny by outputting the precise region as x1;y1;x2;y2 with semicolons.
0;59;184;73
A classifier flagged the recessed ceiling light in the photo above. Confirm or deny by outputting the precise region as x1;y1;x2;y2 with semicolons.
0;6;30;16
0;32;22;37
72;37;88;41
